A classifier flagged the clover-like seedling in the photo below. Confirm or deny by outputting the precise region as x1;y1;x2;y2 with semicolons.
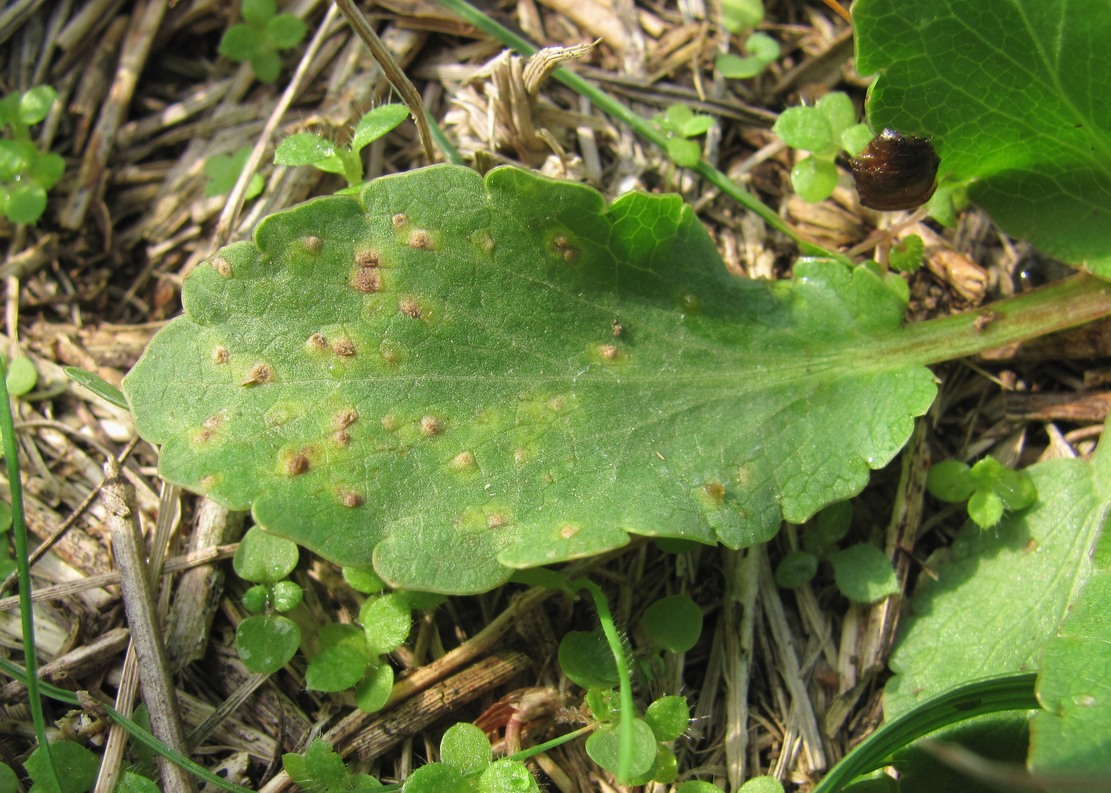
720;0;764;32
233;526;303;673
774;500;900;604
304;587;440;712
205;145;265;200
0;85;64;225
282;738;385;792
927;455;1037;529
274;104;410;188
218;0;308;84
397;723;540;793
773;91;872;202
654;104;715;168
715;32;781;79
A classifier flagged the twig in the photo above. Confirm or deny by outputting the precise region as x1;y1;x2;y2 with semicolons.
332;0;436;164
102;462;195;793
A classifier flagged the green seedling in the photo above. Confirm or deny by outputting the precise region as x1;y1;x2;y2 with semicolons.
22;740;100;792
4;356;37;397
926;455;1036;529
63;366;128;409
559;592;709;786
773;91;872;203
205;145;265;200
775;501;899;604
283;738;386;792
720;0;764;32
274;104;410;189
654;104;715;167
218;0;308;84
887;234;924;273
304;588;441;713
0;85;64;225
715;32;780;79
233;526;303;674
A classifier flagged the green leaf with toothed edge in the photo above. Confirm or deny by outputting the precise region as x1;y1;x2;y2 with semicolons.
121;164;937;594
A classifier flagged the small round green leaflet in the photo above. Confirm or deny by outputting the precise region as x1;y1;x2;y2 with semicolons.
359;593;411;654
354;662;393;712
122;164;940;593
558;630;620;690
270;579;303;611
790;156;839;202
306;623;370;691
644;696;690;742
18;85;56;126
739;776;784;793
926;459;974;503
236;614;300;673
829;544;899;604
402;762;467;793
773;107;833;153
641;595;702;653
353;105;411;154
478;759;540;793
233;526;299;585
585;719;658;780
0;762;18;793
440;722;492;775
677;782;724;793
774;549;818;588
25;740;99;793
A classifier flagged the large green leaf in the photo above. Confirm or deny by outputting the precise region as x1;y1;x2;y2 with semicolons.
854;0;1111;271
885;455;1106;719
123;165;942;593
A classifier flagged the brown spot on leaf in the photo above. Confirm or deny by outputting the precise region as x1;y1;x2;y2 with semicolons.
333;430;350;446
514;448;528;464
399;298;423;319
335;408;358;429
486;513;510;529
559;524;579;539
339;490;364;508
285;454;310;476
211;346;229;364
355;248;380;267
611;320;623;337
702;481;726;506
391;213;408;228
332;339;357;357
420;415;442;436
599;344;620;361
450;451;476;471
381;414;399;432
241;363;273;386
380;346;400;365
211;256;231;278
351;268;382;293
562;248;579;263
307;333;327;350
407;229;434;249
300;235;323;254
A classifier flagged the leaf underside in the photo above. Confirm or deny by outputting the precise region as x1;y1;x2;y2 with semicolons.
123;165;936;593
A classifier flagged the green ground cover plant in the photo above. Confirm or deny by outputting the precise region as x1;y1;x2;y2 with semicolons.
219;0;308;84
7;0;1111;790
0;85;63;225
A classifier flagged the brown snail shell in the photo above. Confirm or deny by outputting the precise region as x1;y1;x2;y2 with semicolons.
850;129;940;211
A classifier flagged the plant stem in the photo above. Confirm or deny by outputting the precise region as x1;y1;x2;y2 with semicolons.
875;273;1111;366
812;672;1038;793
433;0;839;260
0;359;59;786
573;578;635;783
